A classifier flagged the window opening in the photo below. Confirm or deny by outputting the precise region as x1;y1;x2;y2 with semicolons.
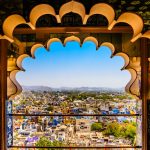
7;41;142;149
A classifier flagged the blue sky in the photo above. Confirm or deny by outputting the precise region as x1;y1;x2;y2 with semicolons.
16;41;130;88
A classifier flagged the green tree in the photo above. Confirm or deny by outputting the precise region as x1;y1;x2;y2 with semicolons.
123;120;129;123
124;124;136;143
91;122;103;131
103;122;136;144
36;137;65;150
60;101;68;108
20;99;27;105
46;105;53;112
103;122;122;137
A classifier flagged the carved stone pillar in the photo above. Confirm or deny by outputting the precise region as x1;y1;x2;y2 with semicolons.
0;39;9;150
140;38;149;150
148;58;150;99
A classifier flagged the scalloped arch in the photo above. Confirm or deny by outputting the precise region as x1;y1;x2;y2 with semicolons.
115;53;130;70
2;2;148;99
59;1;86;22
109;12;143;42
29;4;60;27
125;68;137;96
31;44;44;58
3;14;33;41
7;76;17;99
83;37;98;49
64;36;81;46
100;42;115;57
17;54;30;71
9;70;22;99
84;3;116;28
8;36;139;98
47;38;62;50
0;2;149;42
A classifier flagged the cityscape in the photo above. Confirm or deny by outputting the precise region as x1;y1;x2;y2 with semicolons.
11;87;142;148
9;43;142;149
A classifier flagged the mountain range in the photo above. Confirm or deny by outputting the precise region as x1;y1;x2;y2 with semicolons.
22;85;124;92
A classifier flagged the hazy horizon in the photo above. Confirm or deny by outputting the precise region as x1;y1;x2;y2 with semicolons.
22;85;124;89
16;41;130;88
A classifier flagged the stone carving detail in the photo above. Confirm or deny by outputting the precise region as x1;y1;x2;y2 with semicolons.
0;1;149;43
128;57;141;98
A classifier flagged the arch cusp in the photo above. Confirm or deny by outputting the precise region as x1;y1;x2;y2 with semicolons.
108;20;117;30
131;33;142;43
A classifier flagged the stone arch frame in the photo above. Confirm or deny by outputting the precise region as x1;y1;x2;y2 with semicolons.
8;35;140;100
3;1;149;100
1;1;149;43
0;1;150;149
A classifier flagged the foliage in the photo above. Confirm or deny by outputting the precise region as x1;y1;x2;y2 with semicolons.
91;122;103;131
103;122;122;137
60;101;68;107
131;122;137;127
20;99;27;105
103;121;136;144
36;137;65;150
123;120;129;123
46;105;53;112
124;123;136;143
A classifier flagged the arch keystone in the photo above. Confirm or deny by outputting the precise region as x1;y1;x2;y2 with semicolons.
59;1;86;22
64;36;81;46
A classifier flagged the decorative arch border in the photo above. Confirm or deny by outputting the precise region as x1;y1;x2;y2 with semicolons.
1;1;148;99
0;1;150;43
7;35;140;100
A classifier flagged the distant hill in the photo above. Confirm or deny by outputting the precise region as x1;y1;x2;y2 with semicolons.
22;86;52;91
56;87;124;92
22;85;124;92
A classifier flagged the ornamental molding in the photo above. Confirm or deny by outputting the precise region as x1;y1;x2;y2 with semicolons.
0;1;149;43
